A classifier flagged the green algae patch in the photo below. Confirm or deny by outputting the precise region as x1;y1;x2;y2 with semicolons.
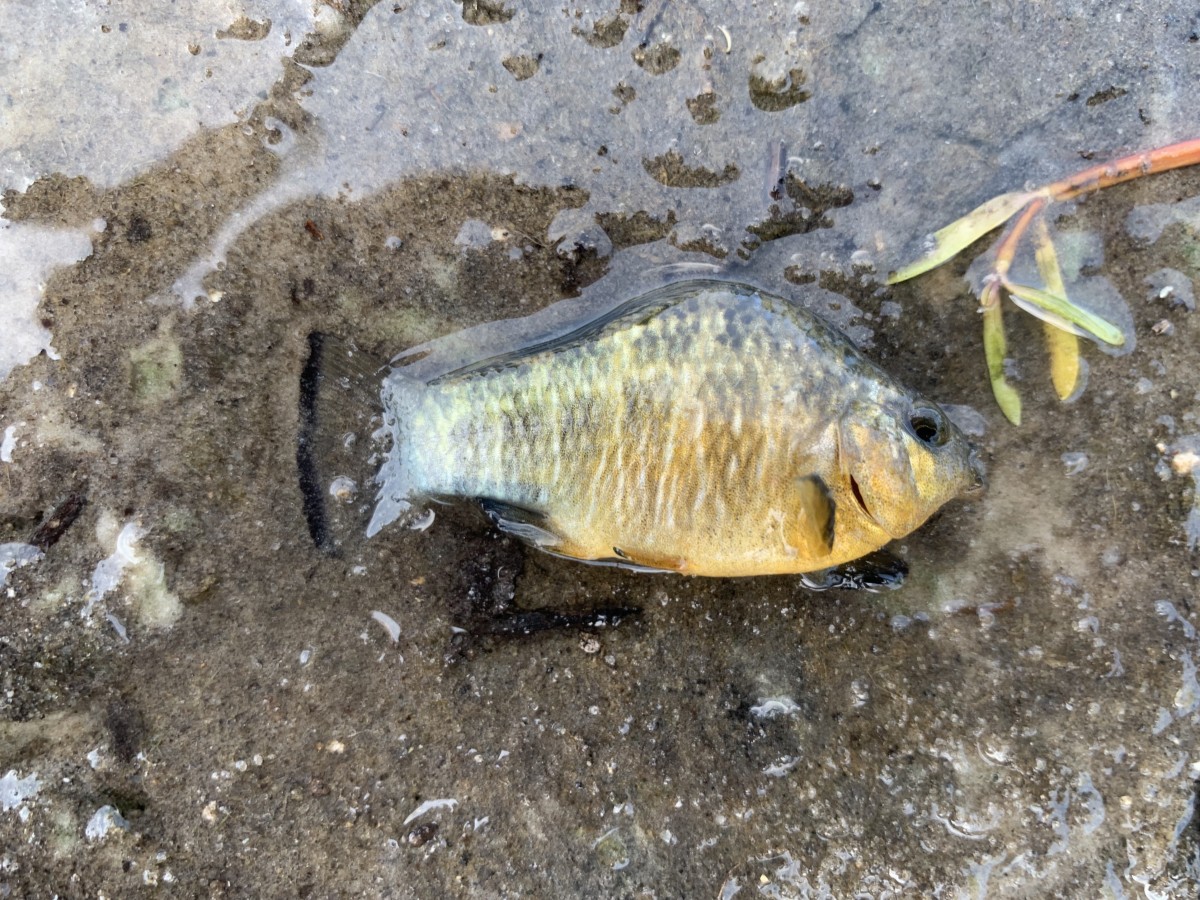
129;329;183;402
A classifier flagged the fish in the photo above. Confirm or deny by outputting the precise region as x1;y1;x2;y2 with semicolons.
300;280;984;581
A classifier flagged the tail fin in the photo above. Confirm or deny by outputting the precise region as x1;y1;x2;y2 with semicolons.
296;333;388;554
366;365;429;538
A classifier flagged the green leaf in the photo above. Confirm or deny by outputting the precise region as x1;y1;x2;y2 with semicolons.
982;293;1021;425
887;191;1037;284
1007;292;1092;339
1003;281;1125;346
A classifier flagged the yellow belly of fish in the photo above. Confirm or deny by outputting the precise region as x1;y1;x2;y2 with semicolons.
528;414;864;577
549;496;867;577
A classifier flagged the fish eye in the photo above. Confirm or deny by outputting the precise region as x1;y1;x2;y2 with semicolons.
909;406;948;447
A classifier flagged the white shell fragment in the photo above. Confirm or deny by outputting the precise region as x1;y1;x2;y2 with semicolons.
408;509;436;532
370;610;401;643
1;770;40;812
328;476;358;502
85;805;129;842
1;423;19;462
749;697;802;719
403;798;458;826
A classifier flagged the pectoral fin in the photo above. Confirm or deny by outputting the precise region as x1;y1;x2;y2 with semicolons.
478;499;563;549
800;549;908;592
787;475;836;559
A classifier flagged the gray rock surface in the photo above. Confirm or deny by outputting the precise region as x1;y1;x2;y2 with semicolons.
2;1;1199;896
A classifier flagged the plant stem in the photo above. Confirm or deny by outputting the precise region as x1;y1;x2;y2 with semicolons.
991;195;1047;277
1044;138;1200;202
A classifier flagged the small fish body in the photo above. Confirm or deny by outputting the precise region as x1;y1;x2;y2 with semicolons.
356;280;983;578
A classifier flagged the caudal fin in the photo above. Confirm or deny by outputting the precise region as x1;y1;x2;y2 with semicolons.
296;333;387;554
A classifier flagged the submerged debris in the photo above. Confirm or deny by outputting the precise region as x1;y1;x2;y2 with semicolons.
749;697;802;719
29;491;87;551
82;522;146;618
1156;435;1200;549
1060;452;1090;476
81;517;181;630
0;543;42;589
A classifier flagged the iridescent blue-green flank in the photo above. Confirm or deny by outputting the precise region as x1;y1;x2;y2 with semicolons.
370;281;981;577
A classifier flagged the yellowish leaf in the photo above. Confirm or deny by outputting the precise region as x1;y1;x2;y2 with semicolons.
1031;220;1081;399
1042;325;1080;400
1032;218;1067;298
888;191;1037;284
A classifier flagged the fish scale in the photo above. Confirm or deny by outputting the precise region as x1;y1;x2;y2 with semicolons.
368;280;983;577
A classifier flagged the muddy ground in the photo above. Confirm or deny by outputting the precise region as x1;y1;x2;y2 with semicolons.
2;1;1200;897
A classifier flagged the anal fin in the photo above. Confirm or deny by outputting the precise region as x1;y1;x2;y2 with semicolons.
607;546;688;574
479;501;688;574
478;499;562;549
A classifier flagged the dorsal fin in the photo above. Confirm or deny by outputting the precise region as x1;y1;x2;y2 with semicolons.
429;279;747;384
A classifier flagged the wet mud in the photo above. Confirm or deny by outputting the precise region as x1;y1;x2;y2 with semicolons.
2;1;1200;897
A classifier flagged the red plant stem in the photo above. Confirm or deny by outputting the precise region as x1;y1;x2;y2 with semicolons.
1045;138;1200;202
987;139;1200;289
990;195;1047;278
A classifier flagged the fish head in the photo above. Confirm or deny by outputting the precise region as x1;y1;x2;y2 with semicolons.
837;393;984;540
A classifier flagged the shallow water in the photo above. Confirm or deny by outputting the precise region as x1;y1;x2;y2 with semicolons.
2;1;1200;896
